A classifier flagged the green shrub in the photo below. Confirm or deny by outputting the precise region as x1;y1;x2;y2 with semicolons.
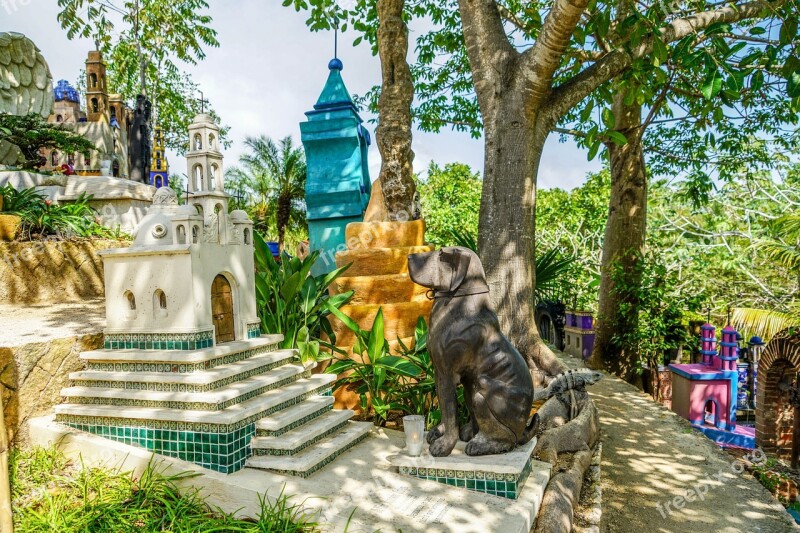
254;231;353;364
10;446;319;532
0;184;124;240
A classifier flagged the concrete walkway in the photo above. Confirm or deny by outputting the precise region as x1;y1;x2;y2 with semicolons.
559;352;798;533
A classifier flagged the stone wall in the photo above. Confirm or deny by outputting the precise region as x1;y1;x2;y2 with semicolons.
1;332;102;446
0;239;126;304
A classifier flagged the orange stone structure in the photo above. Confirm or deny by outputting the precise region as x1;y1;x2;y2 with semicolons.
327;218;433;409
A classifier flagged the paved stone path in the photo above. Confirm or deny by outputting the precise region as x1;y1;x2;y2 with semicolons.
559;352;798;533
0;299;105;347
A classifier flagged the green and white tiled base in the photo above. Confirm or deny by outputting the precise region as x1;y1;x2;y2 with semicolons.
387;436;547;500
104;330;214;350
58;334;371;476
61;422;255;473
247;322;262;338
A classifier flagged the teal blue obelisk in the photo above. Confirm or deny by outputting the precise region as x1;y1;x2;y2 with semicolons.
301;58;371;276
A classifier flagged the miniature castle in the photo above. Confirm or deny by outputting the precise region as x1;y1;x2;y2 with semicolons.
42;50;132;178
55;114;370;474
669;323;755;448
148;124;169;188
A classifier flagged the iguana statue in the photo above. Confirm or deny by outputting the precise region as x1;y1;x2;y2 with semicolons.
0;32;54;165
534;368;603;402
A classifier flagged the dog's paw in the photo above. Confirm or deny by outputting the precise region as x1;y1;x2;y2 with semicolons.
426;424;444;444
459;423;475;442
429;435;457;457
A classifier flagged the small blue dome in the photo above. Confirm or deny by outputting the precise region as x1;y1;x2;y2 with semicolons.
328;58;343;71
54;80;80;104
749;336;765;345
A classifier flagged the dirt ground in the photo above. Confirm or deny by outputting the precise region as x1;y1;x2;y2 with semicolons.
0;298;105;347
559;352;799;533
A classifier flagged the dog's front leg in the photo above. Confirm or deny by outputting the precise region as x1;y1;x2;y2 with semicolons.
429;370;459;457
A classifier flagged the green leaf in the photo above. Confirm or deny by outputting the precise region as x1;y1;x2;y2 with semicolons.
780;18;798;46
652;36;668;66
607;131;628;146
587;140;601;161
601;107;615;129
701;70;722;100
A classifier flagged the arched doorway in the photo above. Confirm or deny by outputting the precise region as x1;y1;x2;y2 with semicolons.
211;275;235;343
756;329;800;459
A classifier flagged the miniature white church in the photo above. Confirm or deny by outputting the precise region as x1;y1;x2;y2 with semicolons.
101;113;261;348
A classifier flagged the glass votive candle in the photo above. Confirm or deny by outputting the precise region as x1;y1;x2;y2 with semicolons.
403;415;425;457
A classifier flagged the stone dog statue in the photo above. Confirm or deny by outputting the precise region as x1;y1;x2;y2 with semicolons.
408;246;539;457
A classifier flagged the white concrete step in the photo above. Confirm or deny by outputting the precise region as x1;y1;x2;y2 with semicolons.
69;349;298;387
251;409;353;454
246;422;372;477
255;396;334;435
61;364;310;410
81;335;284;364
55;374;337;426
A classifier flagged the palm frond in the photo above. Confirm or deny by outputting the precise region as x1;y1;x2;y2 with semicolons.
732;307;800;341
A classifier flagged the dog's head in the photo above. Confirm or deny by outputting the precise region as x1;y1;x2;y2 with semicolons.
408;246;486;293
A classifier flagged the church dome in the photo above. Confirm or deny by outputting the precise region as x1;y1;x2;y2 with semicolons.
230;209;249;221
176;204;198;216
132;212;173;247
54;80;80;103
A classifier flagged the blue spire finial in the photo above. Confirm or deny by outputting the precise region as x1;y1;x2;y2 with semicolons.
328;58;343;71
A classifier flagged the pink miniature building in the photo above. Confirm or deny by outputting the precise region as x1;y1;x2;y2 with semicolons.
669;324;755;448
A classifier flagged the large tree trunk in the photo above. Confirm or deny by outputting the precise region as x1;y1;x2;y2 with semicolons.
587;83;647;385
375;0;417;221
477;97;564;375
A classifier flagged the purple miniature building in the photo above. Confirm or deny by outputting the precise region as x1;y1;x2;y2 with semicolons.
563;310;595;359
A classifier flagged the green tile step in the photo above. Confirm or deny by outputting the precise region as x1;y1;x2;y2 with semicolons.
61;363;312;410
69;349;298;388
55;374;337;427
82;335;284;365
255;396;334;435
246;422;372;477
251;409;354;454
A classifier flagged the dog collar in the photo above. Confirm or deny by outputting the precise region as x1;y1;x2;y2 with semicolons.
427;286;490;300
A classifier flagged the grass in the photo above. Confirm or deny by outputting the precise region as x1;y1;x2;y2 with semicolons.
10;446;320;532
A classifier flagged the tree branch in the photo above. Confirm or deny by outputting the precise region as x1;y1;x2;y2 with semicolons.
457;0;519;118
520;0;592;110
546;0;785;123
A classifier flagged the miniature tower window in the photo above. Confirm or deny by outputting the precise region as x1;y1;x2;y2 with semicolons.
177;224;186;244
153;289;168;318
194;133;203;150
51;152;59;166
192;225;199;243
91;98;99;113
90;72;98;88
56;114;63;122
244;228;251;245
193;165;203;191
125;291;136;310
209;133;216;148
704;400;716;426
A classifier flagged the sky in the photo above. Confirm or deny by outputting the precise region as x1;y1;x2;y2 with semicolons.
2;0;601;190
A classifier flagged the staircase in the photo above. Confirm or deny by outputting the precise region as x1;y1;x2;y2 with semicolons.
327;220;433;409
56;334;371;475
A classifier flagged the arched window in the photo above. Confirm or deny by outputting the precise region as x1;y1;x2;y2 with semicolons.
89;72;98;88
210;163;219;191
156;160;162;170
153;289;168;316
193;165;203;191
208;133;216;148
176;224;186;244
243;228;251;245
155;176;163;188
703;400;717;427
215;203;224;215
192;225;199;243
195;205;204;218
56;114;63;122
125;291;136;310
193;133;202;150
110;105;117;118
51;151;58;166
91;98;99;113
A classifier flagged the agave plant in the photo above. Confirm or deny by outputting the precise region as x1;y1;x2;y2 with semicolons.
322;302;423;425
448;228;575;301
253;231;353;365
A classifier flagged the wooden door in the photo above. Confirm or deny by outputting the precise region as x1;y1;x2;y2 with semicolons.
211;275;235;343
